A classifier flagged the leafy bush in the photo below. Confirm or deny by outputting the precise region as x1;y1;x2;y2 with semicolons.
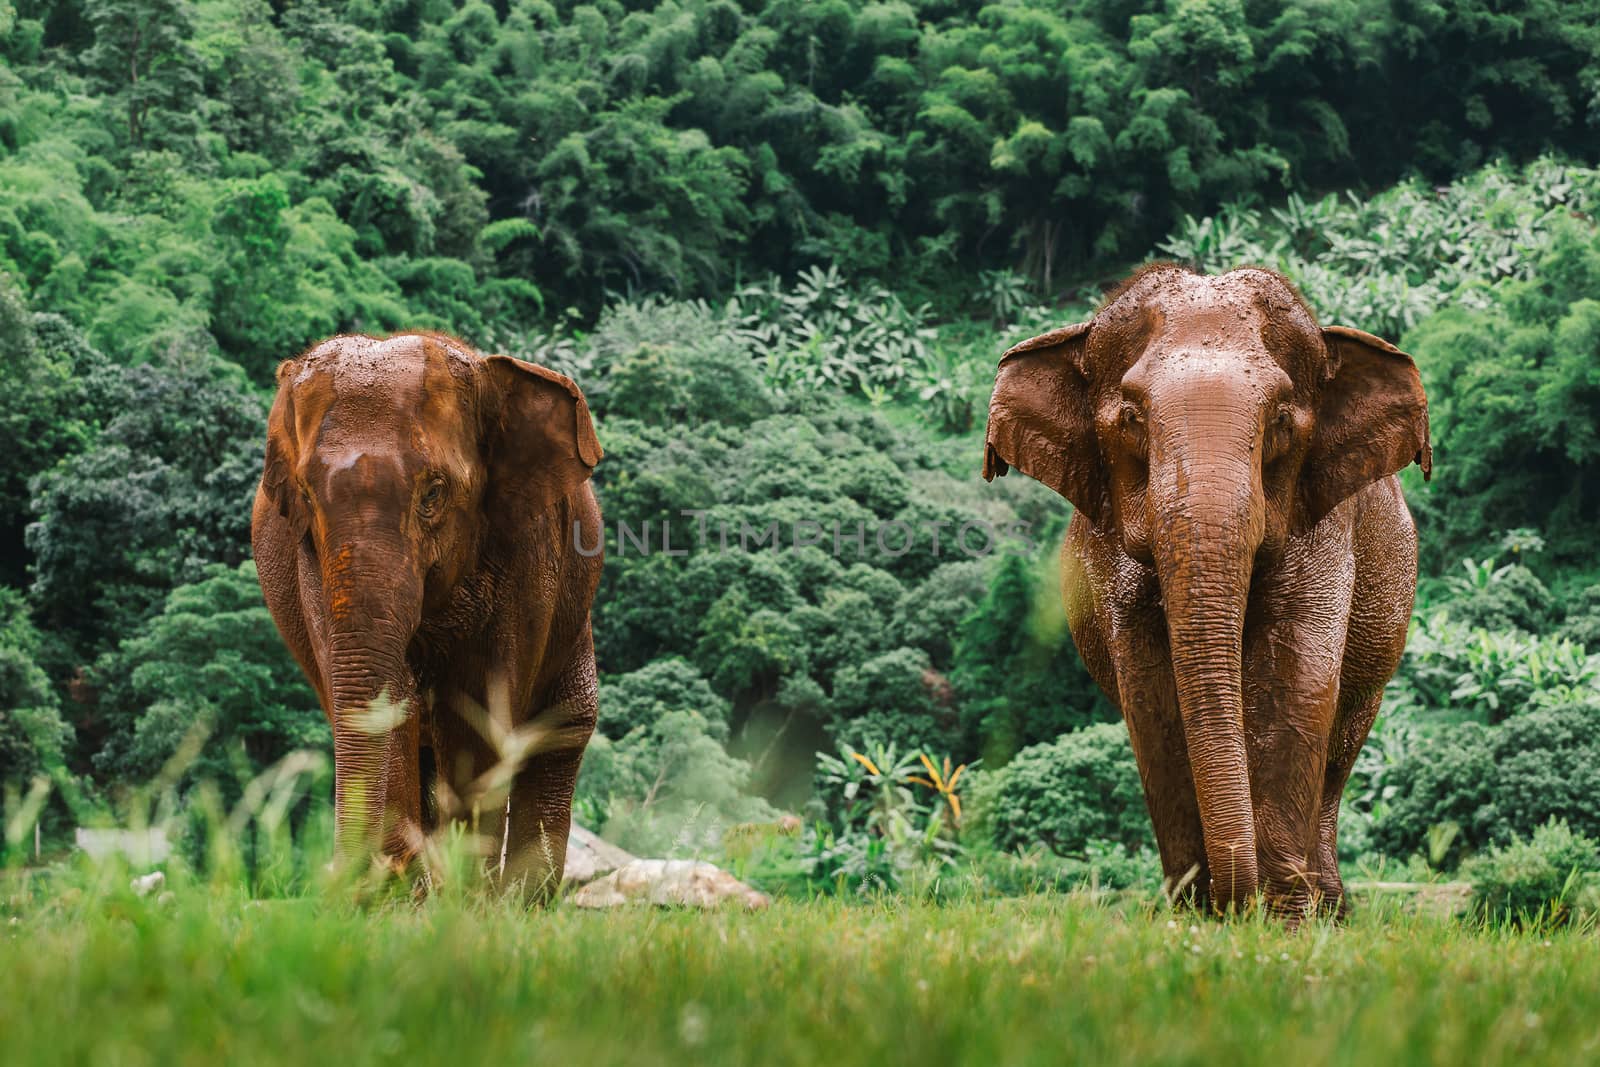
1436;559;1554;634
1370;702;1600;867
597;658;730;741
984;724;1152;857
1467;818;1599;929
729;265;937;398
1161;160;1600;340
1391;611;1600;725
802;742;965;893
89;562;326;794
0;589;73;788
576;708;775;857
1558;585;1600;649
826;647;955;755
576;298;773;428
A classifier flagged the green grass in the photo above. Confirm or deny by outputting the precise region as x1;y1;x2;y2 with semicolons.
3;882;1597;1066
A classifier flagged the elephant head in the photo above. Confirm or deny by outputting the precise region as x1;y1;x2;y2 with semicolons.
260;333;601;862
984;265;1429;909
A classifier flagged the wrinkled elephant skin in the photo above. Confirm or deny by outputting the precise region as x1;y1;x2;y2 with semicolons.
984;265;1431;921
251;332;604;900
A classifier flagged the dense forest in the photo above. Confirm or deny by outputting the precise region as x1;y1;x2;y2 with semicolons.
3;0;1600;894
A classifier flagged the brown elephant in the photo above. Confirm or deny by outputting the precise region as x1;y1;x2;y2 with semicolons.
251;332;603;898
984;265;1430;920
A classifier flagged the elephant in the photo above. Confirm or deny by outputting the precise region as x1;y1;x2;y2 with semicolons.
251;331;604;898
983;264;1430;920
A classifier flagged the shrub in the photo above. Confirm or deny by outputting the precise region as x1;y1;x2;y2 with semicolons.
826;647;956;755
1371;701;1600;867
576;708;775;856
1393;611;1600;724
597;658;730;741
802;742;965;893
1441;561;1554;634
1467;818;1599;928
1557;585;1600;649
0;588;74;786
985;724;1152;856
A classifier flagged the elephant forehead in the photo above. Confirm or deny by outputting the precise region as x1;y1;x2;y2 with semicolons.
297;333;475;382
1093;268;1323;384
290;339;480;477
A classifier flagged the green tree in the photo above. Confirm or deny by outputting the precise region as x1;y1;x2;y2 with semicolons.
194;0;301;161
951;551;1115;763
983;723;1153;856
599;657;732;741
1407;219;1600;567
82;0;204;151
0;587;74;787
27;352;265;653
1372;701;1600;867
90;562;325;792
827;646;955;754
0;281;114;583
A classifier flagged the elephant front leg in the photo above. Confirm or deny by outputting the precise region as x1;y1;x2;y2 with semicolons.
1242;560;1350;924
1068;538;1211;907
501;640;599;904
1117;663;1211;909
1102;614;1210;908
1243;701;1334;924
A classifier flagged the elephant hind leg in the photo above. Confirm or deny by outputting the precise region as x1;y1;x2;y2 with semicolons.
1311;788;1349;921
501;634;600;904
1313;688;1385;919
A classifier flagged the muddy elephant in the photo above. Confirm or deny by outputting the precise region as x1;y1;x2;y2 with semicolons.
983;265;1430;920
251;332;604;898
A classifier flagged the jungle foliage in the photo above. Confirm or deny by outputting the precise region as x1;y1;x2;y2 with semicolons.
3;0;1600;371
1;2;1599;887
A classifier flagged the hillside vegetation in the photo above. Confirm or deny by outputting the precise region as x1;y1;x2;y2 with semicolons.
1;2;1599;905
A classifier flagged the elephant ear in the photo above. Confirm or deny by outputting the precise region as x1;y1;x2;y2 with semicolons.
983;322;1110;528
482;355;603;517
1298;325;1432;532
261;359;309;539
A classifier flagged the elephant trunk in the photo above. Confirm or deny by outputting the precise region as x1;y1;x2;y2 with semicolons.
323;536;425;865
1150;404;1265;913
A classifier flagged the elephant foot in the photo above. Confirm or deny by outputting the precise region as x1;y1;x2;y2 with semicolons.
1312;876;1350;922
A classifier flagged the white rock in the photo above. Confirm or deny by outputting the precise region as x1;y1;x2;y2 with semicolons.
572;859;770;910
130;871;166;897
76;827;170;866
562;823;638;885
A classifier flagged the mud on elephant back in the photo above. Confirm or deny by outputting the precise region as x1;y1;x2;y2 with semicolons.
984;264;1431;924
251;331;605;901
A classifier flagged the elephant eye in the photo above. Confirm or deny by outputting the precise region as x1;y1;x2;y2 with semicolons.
1118;403;1148;459
419;479;447;515
1274;405;1295;430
